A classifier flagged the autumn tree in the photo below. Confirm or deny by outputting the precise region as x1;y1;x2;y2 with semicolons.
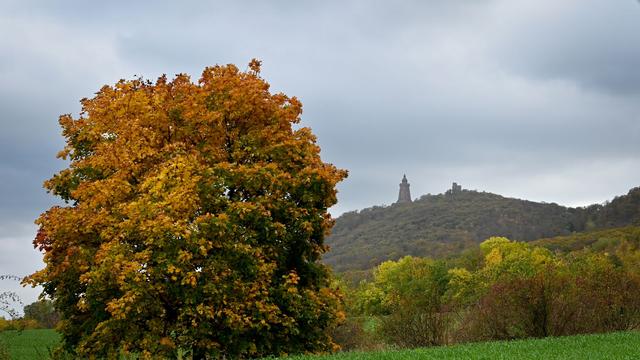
25;60;347;359
352;257;452;348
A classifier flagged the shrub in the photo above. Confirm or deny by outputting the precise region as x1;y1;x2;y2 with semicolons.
379;302;453;348
330;317;380;352
461;275;554;341
460;259;640;341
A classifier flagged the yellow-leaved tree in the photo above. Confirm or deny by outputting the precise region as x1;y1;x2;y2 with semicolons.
26;60;347;359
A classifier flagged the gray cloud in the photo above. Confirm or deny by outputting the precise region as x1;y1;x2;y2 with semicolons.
1;0;640;305
492;1;640;95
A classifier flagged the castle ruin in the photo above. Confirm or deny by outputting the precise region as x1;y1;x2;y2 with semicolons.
397;177;463;202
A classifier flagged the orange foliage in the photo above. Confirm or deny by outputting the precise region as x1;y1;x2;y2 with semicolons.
25;60;347;358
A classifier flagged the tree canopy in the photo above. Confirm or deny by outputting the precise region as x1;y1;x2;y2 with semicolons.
25;60;347;359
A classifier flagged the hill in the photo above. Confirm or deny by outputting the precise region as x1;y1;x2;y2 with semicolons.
324;186;640;272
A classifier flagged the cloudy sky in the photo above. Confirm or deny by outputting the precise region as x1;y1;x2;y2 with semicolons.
2;0;640;307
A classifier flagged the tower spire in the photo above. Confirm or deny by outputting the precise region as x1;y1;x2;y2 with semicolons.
397;174;412;203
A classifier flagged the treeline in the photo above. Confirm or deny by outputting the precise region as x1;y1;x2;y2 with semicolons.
0;299;59;331
533;226;640;255
325;187;640;272
333;235;640;350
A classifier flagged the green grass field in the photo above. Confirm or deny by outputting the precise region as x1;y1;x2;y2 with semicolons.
0;329;60;360
284;331;640;360
1;330;639;359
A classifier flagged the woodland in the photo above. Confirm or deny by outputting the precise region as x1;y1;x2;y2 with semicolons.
326;186;640;272
332;227;640;350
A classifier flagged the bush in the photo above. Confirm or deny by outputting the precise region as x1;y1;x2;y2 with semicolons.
379;303;453;348
344;237;640;348
460;275;554;341
564;269;640;334
0;318;8;332
330;317;380;352
459;263;640;341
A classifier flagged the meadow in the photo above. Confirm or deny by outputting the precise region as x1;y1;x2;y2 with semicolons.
284;331;640;360
0;329;60;360
2;330;639;359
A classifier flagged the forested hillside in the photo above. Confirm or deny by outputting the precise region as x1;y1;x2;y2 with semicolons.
532;226;640;255
325;187;640;272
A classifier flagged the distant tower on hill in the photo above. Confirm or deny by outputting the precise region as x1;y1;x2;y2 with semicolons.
397;174;412;203
451;182;462;195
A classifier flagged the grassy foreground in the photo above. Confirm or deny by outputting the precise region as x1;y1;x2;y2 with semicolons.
1;329;639;359
0;329;60;360
283;331;640;360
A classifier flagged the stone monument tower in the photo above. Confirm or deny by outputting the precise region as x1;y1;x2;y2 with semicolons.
397;174;412;203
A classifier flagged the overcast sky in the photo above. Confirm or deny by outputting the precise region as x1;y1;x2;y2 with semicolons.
2;0;640;307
